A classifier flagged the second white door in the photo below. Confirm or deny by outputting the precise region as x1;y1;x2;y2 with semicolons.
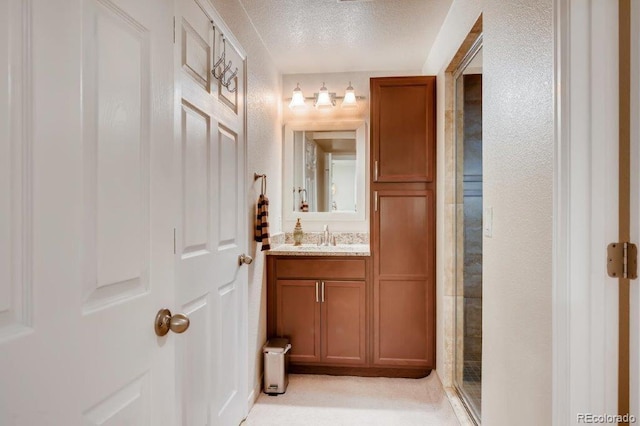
174;0;248;424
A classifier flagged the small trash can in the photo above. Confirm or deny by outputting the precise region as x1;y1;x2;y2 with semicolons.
263;338;291;395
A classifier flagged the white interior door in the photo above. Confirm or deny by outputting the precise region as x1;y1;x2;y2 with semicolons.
0;0;177;424
174;0;248;424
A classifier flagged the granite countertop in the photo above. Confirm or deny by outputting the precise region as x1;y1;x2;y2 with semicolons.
267;243;370;257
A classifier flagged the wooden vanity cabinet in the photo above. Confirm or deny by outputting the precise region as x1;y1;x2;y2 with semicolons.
268;256;367;368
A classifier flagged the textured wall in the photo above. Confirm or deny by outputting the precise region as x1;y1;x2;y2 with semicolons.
209;0;283;404
424;0;553;423
482;0;553;424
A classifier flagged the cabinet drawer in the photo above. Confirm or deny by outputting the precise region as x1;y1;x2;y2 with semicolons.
275;258;366;280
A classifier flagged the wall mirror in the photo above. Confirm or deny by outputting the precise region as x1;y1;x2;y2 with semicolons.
283;121;367;231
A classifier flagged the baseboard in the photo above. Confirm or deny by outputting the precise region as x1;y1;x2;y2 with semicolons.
247;374;263;410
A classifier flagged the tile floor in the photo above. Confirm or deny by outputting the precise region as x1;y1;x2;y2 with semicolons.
243;373;461;426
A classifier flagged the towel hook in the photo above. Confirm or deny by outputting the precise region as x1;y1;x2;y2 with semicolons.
254;173;267;195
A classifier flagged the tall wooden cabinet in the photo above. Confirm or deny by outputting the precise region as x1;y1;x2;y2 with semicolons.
370;76;436;372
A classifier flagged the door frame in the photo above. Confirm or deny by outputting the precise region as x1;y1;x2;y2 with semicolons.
553;0;620;424
630;0;639;418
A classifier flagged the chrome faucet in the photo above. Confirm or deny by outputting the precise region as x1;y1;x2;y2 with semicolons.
319;224;335;246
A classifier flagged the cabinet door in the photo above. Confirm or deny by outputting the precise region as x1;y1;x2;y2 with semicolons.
372;190;435;368
276;280;321;363
321;281;367;365
371;76;436;183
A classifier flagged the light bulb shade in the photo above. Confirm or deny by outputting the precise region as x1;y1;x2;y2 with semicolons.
315;82;334;109
341;85;357;108
289;84;306;109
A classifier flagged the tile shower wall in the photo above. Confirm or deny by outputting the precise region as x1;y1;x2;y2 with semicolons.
462;74;482;371
210;0;283;404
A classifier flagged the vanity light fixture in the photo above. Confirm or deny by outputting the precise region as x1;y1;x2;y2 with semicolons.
314;82;335;109
289;83;306;109
287;82;365;110
341;82;357;108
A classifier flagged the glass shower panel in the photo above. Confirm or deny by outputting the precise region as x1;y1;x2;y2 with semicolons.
454;45;483;423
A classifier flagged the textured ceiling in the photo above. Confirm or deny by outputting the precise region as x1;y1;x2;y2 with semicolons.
238;0;454;74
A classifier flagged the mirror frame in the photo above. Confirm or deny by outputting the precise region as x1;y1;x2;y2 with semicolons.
283;121;367;231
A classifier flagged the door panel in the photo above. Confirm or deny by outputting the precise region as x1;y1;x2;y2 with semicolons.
181;100;211;256
372;189;435;368
218;284;239;415
83;374;150;426
181;24;210;90
371;77;435;183
0;0;176;423
374;279;431;366
179;296;210;426
276;280;321;363
378;193;430;277
175;0;247;424
82;0;150;312
218;125;239;244
322;281;366;365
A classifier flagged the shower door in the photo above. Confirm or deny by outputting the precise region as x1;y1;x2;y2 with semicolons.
453;41;483;423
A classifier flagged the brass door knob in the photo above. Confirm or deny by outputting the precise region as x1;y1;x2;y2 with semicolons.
155;309;190;337
238;253;253;265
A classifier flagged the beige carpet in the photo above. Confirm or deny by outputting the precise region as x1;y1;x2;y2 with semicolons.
243;374;461;426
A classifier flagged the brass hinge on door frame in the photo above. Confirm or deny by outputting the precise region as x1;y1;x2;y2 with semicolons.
607;242;638;279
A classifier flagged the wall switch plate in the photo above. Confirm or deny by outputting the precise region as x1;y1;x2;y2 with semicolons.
484;207;493;238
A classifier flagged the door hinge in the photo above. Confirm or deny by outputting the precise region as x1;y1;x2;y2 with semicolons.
607;242;638;279
173;228;176;254
173;16;176;44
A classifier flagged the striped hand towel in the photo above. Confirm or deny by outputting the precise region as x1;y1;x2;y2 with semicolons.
255;194;271;251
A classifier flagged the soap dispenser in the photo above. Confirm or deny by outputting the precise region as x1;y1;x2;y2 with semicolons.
293;218;304;246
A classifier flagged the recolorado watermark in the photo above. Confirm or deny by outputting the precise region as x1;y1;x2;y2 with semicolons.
577;413;637;423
